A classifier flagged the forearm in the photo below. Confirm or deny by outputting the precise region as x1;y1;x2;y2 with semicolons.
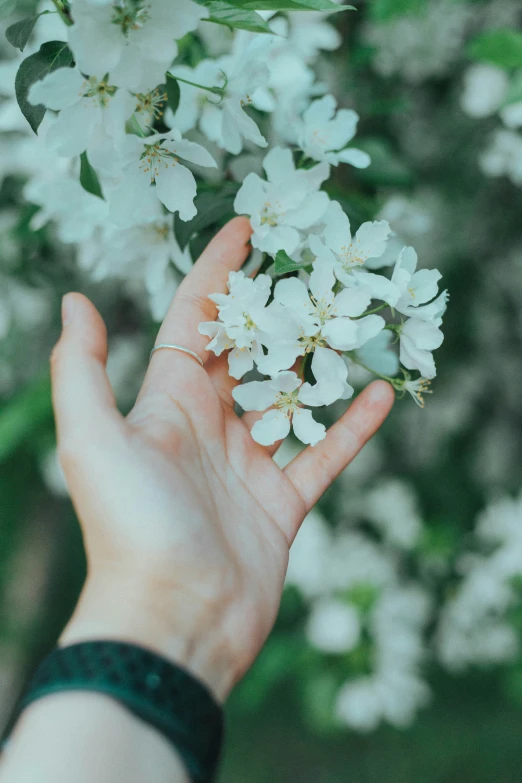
0;572;233;783
0;692;190;783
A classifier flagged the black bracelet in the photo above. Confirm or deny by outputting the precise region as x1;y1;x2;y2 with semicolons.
6;641;224;783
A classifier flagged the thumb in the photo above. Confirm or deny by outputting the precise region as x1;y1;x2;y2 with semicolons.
51;293;120;449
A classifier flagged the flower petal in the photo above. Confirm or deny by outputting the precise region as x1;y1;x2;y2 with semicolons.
155;161;198;221
292;408;326;446
228;347;254;379
337;147;371;169
29;68;85;111
46;100;99;157
263;146;296;185
333;286;371;317
286;191;330;230
354;220;391;261
233;379;278;411
234;173;266;216
251;409;291;446
354;314;386;348
324;201;352;255
169;137;217;168
275;276;312;313
322;317;359;351
299;346;353;406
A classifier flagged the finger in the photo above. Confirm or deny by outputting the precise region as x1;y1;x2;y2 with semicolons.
205;352;237;407
51;294;121;450
145;217;252;389
284;381;395;531
204;356;282;456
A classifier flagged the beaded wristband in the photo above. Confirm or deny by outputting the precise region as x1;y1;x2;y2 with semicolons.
7;641;224;783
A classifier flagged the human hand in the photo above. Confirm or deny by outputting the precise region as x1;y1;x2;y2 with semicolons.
52;217;394;702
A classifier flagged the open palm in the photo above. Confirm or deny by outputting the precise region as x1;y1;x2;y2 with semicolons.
52;217;394;701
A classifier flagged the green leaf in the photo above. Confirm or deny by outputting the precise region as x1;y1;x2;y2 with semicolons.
6;11;49;52
166;73;181;114
174;184;239;249
203;1;271;33
80;152;104;200
369;0;426;22
274;249;309;276
468;29;522;70
0;375;53;464
15;40;74;133
0;0;17;19
195;0;352;11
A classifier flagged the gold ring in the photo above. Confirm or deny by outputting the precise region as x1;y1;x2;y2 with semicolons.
149;344;205;367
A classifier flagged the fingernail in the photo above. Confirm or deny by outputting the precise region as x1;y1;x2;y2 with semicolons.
62;295;74;327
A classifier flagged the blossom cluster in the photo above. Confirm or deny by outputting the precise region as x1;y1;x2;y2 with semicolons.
436;492;522;671
286;499;431;732
202;209;447;446
2;0;447;448
461;62;522;186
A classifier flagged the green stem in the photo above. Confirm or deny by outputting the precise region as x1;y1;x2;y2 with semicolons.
354;303;388;319
167;74;224;98
347;355;401;389
51;0;73;25
130;114;147;138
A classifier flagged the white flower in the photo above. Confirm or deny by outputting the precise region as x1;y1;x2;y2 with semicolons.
266;258;384;372
335;678;382;732
285;509;334;598
500;102;522;130
437;493;522;672
78;207;190;317
28;68;127;161
198;271;289;380
460;64;508;119
365;480;422;550
480;129;522;186
234;146;330;256
298;346;354;407
298;95;371;168
170;38;274;154
25;175;109;243
215;38;275;154
309;201;396;303
108;129;216;226
399;318;444;379
404;289;449;324
167;60;223;138
403;377;432;409
68;0;207;91
391;246;443;318
233;369;328;447
305;598;361;653
363;0;471;83
287;9;342;62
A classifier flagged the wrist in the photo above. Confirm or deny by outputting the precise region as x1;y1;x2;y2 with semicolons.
59;570;237;703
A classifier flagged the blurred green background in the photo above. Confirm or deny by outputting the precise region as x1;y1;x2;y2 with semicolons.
3;0;522;780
